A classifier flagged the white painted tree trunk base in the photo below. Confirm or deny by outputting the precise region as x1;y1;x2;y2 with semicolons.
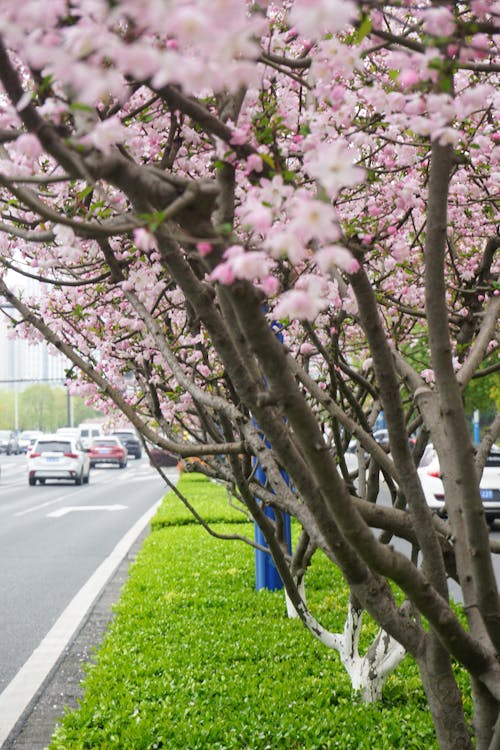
285;587;406;702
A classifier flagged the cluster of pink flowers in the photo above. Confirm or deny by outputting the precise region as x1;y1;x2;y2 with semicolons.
0;0;495;417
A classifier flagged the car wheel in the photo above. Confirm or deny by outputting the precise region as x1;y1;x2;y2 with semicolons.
83;472;90;484
29;477;36;486
39;478;46;485
75;472;83;486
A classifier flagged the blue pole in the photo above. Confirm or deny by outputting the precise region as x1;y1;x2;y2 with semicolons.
473;410;480;445
253;316;292;591
253;460;291;591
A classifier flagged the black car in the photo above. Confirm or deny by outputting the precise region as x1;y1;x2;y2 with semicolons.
110;430;142;459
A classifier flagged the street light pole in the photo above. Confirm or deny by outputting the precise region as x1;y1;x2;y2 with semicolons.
66;386;73;428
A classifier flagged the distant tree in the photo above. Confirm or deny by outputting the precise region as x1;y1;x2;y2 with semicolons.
0;390;15;429
19;384;56;431
70;394;104;427
463;366;500;418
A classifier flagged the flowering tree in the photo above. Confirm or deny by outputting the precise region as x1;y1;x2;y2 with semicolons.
0;1;499;747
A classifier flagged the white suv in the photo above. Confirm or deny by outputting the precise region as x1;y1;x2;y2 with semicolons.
28;435;90;486
418;446;500;528
78;424;104;449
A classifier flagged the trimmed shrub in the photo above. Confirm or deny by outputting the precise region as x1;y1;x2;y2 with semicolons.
49;475;460;749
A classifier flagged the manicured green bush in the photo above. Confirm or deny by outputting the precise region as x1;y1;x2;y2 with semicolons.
49;475;465;749
151;472;251;529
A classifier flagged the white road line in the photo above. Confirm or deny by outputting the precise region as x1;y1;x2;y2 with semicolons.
13;489;89;517
12;470;141;517
47;504;127;518
0;495;164;747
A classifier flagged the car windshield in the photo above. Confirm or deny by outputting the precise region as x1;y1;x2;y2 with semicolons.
36;441;71;453
93;439;118;447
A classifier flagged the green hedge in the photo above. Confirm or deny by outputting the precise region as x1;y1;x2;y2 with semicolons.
48;475;464;749
151;472;251;529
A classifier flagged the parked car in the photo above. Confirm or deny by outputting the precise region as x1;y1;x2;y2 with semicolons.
28;434;90;486
148;445;179;468
0;430;20;454
110;429;142;459
88;436;128;468
18;430;44;453
418;446;500;527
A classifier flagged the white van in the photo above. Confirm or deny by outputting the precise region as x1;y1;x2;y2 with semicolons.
78;423;104;449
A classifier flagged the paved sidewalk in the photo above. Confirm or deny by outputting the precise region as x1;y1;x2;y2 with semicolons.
2;528;148;750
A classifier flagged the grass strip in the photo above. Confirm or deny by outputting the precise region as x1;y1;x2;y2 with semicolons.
48;474;467;749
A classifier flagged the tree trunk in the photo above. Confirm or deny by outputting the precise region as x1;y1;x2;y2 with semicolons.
418;632;473;749
471;676;499;750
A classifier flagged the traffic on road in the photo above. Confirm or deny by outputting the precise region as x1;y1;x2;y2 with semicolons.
0;451;177;713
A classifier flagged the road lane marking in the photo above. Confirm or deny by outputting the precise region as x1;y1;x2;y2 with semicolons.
13;490;89;517
47;504;127;517
12;470;151;517
0;493;166;747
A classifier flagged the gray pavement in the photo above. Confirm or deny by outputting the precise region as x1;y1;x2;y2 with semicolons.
2;527;148;749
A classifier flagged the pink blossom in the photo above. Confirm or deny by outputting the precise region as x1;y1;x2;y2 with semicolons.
238;199;273;233
331;84;345;103
289;0;356;37
420;7;455;37
274;290;327;322
471;0;490;14
304;139;365;198
228;251;275;281
315;245;360;274
432;127;461;147
229;125;250;146
133;228;157;252
209;263;235;285
390;241;410;262
244;154;263;174
198;364;211;377
362;358;373;372
83;116;127;154
15;133;43;162
288;195;340;244
255;175;294;209
469;34;490;60
196;242;212;257
264;229;308;264
260;276;280;296
223;245;245;259
53;224;76;246
398;69;419;89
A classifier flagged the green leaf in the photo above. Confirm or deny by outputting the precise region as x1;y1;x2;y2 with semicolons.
355;15;372;44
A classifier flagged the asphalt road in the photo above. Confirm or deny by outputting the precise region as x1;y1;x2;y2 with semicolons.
0;453;173;693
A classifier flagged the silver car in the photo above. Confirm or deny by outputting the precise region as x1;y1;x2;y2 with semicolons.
0;430;20;454
28;435;90;486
